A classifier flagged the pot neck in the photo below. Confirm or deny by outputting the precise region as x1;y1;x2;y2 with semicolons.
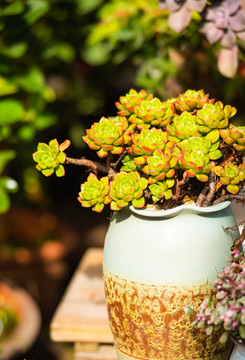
129;201;231;218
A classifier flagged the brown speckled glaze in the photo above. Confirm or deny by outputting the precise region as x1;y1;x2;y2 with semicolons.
104;269;230;360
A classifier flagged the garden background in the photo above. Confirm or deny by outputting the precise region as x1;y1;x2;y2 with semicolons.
0;0;244;359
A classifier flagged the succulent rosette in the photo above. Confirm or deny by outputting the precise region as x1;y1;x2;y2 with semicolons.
149;179;175;202
83;117;130;158
179;150;212;182
33;139;70;177
166;112;200;142
142;149;177;184
129;98;175;129
178;136;222;161
109;116;136;138
196;102;237;133
220;124;245;151
120;155;143;172
128;128;172;166
174;89;214;112
109;171;148;210
115;89;153;116
78;173;111;212
214;163;245;194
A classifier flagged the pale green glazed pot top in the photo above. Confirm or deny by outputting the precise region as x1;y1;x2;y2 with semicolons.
129;201;231;217
103;201;238;286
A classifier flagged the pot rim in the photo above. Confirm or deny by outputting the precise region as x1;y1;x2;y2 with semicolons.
129;201;231;218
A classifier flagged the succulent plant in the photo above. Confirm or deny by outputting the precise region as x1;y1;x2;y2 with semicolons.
179;150;212;182
78;173;111;212
190;251;245;343
34;88;245;211
178;136;222;161
115;89;153;117
128;128;171;166
220;124;245;152
200;0;245;78
214;162;245;194
109;171;148;210
196;102;237;133
149;179;175;202
32;139;70;177
174;89;214;113
159;0;207;33
166;112;200;142
142;149;176;184
129;98;175;129
83;116;131;158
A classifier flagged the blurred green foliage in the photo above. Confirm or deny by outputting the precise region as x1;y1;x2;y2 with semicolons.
0;0;244;213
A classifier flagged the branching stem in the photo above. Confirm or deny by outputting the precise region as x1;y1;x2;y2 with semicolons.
202;168;218;207
213;195;245;205
65;157;108;174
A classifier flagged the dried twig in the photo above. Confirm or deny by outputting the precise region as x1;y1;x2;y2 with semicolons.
196;183;209;207
231;227;245;252
213;194;245;205
65;157;108;174
202;168;218;207
175;175;190;200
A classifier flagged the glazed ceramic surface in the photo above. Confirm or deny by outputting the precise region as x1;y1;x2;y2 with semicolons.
103;202;238;360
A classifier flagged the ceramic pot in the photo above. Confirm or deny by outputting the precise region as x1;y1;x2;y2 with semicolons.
230;336;245;360
103;201;239;360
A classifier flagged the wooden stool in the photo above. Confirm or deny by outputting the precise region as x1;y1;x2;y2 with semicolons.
50;247;117;360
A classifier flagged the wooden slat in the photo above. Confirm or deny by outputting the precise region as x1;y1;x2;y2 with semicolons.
50;247;113;343
75;344;117;360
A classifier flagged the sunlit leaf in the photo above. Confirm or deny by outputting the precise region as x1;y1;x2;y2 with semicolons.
1;2;24;15
0;177;18;193
1;42;28;58
16;67;45;93
76;0;104;14
0;76;18;96
0;186;10;213
0;99;25;125
24;0;50;25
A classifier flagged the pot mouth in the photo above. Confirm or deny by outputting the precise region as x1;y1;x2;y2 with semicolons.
129;201;231;218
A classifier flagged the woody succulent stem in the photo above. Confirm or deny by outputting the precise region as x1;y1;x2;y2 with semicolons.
213;194;245;205
202;168;218;207
65;157;109;174
174;175;190;201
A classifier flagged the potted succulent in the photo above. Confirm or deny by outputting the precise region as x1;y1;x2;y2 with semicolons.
33;89;245;360
185;250;245;360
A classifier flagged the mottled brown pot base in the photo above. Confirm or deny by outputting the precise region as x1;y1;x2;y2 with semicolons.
104;269;232;360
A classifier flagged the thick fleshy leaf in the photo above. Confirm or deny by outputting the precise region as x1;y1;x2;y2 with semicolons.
55;164;65;177
93;203;104;213
209;150;222;160
42;168;54;176
168;7;191;33
206;129;220;143
218;46;238;79
132;197;145;208
196;173;209;182
227;184;240;194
